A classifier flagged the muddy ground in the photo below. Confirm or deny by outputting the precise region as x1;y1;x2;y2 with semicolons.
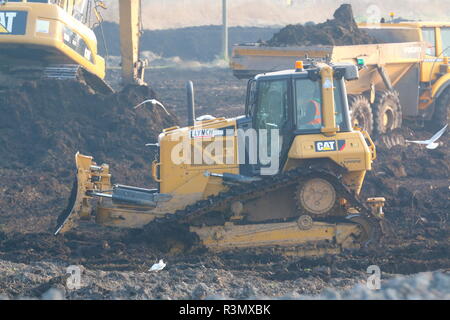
0;67;448;299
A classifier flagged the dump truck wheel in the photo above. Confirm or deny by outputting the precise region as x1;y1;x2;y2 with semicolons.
432;88;450;127
348;95;373;134
372;90;402;136
296;178;338;217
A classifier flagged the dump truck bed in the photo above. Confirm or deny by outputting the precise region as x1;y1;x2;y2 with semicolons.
231;42;425;91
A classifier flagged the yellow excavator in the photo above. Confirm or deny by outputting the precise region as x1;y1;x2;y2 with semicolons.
55;60;386;256
0;0;146;92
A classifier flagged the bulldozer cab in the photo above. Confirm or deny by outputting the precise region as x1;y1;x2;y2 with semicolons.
243;64;353;175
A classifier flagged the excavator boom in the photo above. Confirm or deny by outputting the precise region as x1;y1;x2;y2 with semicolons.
119;0;146;85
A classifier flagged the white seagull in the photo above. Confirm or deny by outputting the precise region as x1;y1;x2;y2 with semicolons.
149;259;166;272
134;99;170;116
406;124;448;150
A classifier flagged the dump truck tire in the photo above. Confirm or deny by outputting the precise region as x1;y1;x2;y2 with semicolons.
433;88;450;127
348;95;373;134
372;90;402;136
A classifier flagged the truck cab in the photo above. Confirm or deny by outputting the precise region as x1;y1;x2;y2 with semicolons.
361;22;450;122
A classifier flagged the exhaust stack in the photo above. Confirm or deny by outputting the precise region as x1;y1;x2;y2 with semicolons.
186;81;196;126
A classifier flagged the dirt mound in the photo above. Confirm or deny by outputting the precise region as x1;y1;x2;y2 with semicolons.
0;80;178;233
0;81;176;171
266;4;377;47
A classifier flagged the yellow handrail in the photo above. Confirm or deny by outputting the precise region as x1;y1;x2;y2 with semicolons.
151;160;162;183
361;130;377;161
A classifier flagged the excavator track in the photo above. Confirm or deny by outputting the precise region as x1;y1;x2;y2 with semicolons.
0;64;113;95
140;167;382;254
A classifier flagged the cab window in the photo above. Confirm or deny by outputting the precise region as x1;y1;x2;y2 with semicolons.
295;78;346;132
255;80;289;131
441;27;450;56
295;79;322;131
73;0;88;21
422;28;436;56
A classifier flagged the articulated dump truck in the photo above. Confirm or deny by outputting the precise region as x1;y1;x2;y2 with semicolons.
231;22;450;139
56;62;387;257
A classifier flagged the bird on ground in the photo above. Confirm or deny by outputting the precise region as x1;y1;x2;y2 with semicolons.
134;99;170;115
149;259;166;272
405;124;448;150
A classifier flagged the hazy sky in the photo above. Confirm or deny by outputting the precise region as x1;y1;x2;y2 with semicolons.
101;0;450;30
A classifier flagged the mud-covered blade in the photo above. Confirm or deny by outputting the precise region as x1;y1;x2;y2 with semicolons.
54;178;83;235
55;152;111;235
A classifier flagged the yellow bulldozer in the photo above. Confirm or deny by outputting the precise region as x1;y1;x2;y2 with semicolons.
0;0;146;92
55;61;386;256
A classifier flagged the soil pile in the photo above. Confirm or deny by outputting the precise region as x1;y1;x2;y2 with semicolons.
266;4;377;46
0;81;176;171
0;80;177;232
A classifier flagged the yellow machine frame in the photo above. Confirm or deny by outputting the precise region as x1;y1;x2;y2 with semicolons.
0;0;146;86
0;0;105;79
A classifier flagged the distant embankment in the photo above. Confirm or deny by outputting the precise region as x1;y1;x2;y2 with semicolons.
94;22;279;62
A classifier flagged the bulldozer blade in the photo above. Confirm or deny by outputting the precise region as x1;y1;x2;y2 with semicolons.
54;178;82;235
54;152;112;235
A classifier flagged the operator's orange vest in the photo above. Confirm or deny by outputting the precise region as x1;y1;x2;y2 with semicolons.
308;99;321;125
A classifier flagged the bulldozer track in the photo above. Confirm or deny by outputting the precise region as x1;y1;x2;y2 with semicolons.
142;167;382;252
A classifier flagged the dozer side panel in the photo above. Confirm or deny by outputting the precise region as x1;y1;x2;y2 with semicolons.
0;2;105;79
158;118;240;196
285;131;372;194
